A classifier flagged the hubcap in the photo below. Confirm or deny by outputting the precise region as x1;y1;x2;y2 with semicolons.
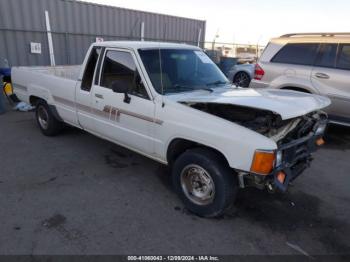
37;106;49;130
235;72;249;87
180;164;215;206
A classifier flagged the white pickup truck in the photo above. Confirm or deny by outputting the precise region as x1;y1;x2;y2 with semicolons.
12;41;330;217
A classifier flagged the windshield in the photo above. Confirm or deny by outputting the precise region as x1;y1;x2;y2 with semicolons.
138;49;229;94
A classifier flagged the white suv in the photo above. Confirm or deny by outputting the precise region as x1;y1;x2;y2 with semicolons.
250;33;350;126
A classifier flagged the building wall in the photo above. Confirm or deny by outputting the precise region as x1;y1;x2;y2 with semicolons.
0;0;206;66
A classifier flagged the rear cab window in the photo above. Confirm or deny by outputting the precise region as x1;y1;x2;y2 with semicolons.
271;43;319;66
81;46;102;92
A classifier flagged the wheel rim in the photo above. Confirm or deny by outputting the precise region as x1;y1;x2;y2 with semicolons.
234;72;250;87
37;106;49;130
180;164;215;206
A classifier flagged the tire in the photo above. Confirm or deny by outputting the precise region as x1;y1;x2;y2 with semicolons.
233;71;251;87
172;148;238;217
35;100;64;136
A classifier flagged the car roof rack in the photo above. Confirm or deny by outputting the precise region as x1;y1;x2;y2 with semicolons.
281;33;350;37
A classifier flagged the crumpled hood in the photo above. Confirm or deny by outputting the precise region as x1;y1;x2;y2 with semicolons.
167;88;331;120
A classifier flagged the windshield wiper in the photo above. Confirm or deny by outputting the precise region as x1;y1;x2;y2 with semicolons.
206;80;229;86
172;84;213;93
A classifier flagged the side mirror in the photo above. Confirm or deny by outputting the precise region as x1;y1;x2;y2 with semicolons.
111;80;131;104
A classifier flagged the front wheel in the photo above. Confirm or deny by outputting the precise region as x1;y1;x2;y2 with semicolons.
172;148;238;217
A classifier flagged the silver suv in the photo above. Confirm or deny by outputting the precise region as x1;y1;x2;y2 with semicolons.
250;33;350;126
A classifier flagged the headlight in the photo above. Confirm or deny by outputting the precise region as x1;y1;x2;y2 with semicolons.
315;123;327;135
275;151;283;167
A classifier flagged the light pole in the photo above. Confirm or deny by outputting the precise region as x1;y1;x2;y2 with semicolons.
256;35;263;59
212;29;220;51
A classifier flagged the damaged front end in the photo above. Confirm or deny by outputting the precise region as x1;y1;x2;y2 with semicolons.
182;102;328;192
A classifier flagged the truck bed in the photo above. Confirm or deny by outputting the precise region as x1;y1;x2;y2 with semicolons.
12;65;82;126
14;65;81;81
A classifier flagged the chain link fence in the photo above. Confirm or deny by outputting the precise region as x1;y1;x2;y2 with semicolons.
203;41;265;64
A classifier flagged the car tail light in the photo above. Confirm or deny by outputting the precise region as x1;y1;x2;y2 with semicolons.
254;64;265;80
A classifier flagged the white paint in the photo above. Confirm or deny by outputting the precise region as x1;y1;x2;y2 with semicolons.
140;22;145;41
30;42;42;54
45;11;55;66
96;37;104;43
286;242;313;258
197;28;202;47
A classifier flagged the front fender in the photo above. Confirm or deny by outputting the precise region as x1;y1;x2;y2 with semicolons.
158;99;277;171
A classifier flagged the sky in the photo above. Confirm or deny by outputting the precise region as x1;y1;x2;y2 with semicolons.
81;0;350;45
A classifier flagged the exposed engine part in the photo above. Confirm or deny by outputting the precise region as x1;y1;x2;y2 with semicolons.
268;118;301;142
183;102;286;133
281;111;328;144
182;102;326;144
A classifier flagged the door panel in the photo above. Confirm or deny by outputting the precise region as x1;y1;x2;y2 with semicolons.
311;43;350;119
311;67;350;118
92;86;156;154
92;48;157;155
75;84;95;131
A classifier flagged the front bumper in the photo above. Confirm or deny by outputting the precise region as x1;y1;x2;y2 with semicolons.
269;133;322;192
242;119;327;192
249;79;270;89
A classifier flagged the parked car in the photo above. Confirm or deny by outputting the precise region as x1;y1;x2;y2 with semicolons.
250;33;350;126
12;41;330;217
204;52;254;87
227;63;255;87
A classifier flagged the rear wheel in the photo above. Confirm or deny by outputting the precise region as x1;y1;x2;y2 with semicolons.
172;148;238;217
35;100;63;136
233;71;251;87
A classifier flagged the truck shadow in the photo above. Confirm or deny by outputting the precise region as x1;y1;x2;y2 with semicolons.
324;124;350;150
232;188;323;230
227;188;350;253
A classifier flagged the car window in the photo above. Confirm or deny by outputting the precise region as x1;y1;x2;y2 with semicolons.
271;43;319;66
138;49;228;94
100;50;149;99
81;46;102;91
336;44;350;70
314;44;337;68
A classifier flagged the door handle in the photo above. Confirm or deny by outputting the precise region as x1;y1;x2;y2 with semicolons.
95;94;104;99
315;73;330;79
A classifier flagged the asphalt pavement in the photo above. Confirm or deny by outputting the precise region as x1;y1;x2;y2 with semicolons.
0;107;350;256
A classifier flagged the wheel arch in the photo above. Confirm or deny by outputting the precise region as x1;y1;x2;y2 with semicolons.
280;86;312;93
30;95;63;122
29;95;45;106
233;70;251;80
166;138;231;168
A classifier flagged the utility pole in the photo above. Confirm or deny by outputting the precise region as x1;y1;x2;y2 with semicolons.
212;29;220;51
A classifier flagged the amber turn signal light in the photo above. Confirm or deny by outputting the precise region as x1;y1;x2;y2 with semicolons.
277;171;286;184
316;138;325;146
250;150;275;175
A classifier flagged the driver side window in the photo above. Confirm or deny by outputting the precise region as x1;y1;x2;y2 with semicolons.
100;50;149;99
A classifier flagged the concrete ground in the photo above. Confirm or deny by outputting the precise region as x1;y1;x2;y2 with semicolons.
0;107;350;256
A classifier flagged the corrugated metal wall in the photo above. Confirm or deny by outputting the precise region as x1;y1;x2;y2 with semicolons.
0;0;206;66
